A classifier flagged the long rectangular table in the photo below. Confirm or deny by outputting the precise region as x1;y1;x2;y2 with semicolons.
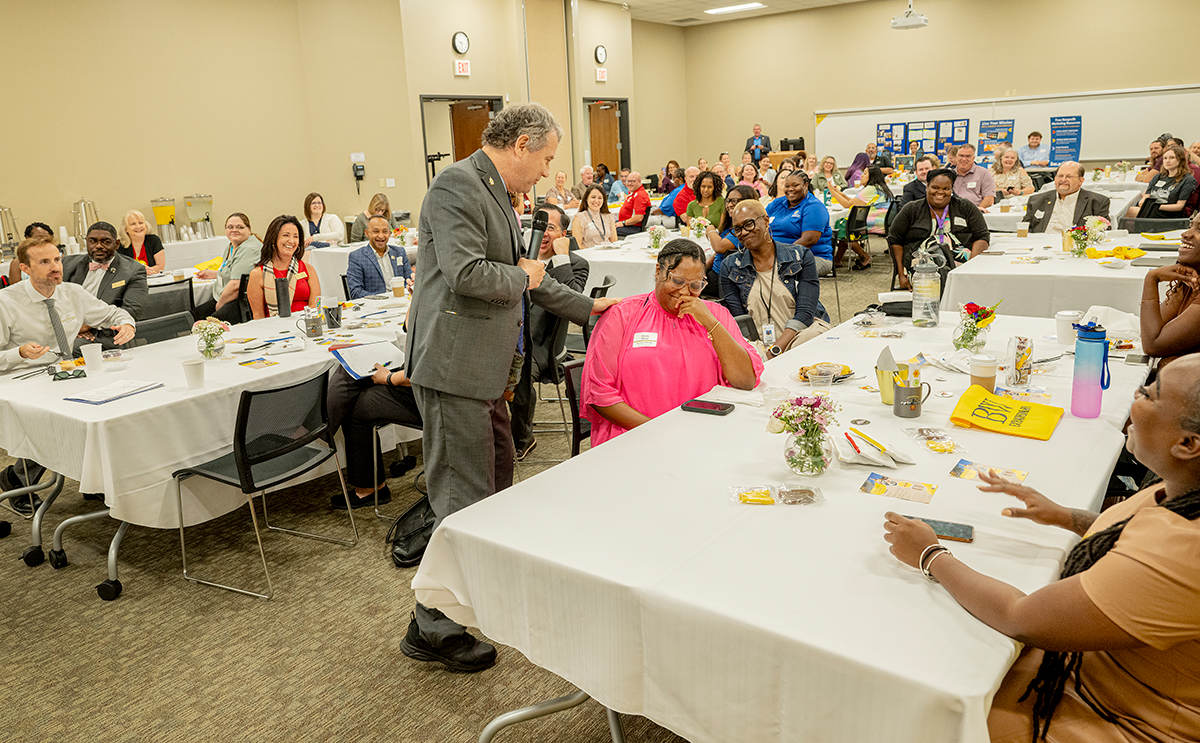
412;311;1145;743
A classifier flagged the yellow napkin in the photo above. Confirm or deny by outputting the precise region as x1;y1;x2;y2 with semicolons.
1085;245;1146;260
194;257;222;271
949;385;1064;441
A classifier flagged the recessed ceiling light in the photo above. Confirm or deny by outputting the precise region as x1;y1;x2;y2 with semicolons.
704;2;765;15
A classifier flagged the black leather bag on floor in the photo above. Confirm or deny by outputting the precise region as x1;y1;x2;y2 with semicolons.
387;495;436;568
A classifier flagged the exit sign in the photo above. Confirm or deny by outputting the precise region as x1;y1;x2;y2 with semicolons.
455;60;471;76
596;68;607;82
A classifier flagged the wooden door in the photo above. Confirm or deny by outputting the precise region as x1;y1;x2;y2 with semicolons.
450;100;493;162
588;101;621;175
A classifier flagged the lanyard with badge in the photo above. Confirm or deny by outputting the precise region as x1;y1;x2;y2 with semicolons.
758;262;778;346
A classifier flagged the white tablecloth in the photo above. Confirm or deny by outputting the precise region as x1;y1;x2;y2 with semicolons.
943;233;1159;318
1037;173;1148;192
0;299;416;529
146;268;215;307
306;241;418;301
574;232;709;297
413;312;1145;743
983;187;1146;232
161;235;228;271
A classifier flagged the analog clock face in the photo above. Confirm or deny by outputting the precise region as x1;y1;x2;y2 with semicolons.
594;45;606;64
453;32;469;55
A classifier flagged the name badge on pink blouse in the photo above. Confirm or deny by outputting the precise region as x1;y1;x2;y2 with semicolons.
632;332;658;348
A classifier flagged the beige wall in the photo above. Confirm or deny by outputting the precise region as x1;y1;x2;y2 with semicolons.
630;20;685;183
525;0;575;186
566;0;635;172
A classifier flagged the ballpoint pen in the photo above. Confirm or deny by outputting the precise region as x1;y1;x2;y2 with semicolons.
844;432;861;454
849;427;887;453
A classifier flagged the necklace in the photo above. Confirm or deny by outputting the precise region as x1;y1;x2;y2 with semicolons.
587;211;607;238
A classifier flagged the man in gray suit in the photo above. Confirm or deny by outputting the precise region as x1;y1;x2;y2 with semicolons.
402;103;618;672
1025;162;1111;234
63;221;148;349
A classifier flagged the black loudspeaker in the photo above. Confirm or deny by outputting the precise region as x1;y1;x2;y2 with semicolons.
781;137;806;152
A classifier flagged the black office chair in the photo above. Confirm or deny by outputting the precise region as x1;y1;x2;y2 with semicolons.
732;313;760;342
143;278;195;320
235;273;252;323
561;359;590;458
131;311;194;347
341;274;351;300
564;275;617;356
1119;216;1191;233
173;370;357;599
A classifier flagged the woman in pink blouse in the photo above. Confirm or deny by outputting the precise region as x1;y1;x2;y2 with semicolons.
581;240;764;445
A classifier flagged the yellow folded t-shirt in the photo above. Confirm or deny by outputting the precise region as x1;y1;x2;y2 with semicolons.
949;385;1064;441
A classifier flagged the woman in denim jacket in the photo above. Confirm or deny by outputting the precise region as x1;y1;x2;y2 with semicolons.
719;199;831;358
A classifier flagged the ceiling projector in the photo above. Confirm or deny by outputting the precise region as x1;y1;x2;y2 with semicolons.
891;1;928;29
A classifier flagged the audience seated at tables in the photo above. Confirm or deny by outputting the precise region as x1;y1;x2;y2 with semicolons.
658;168;687;222
573;165;596;200
745;124;772;166
718;152;733;177
616;171;650;236
673;166;701;218
6;222;55;285
737;162;768;197
887;168;989;290
657;160;678;194
509;203;590;461
950;144;995;209
713;162;735;190
803;153;820;178
943;144;960;167
697;157;709;172
0;235;137;514
571;186;617;248
1027;162;1112;234
765;169;834;276
350;193;397;243
1136;138;1167;183
826;166;893;271
247;214;321;318
63;221;148;349
193;212;262;323
907;141;924;159
595;163;616;195
686;171;725;230
1140;214;1200;367
812;156;847;192
702;184;756;292
845;152;870;187
325;352;422;510
865;142;894;175
608;167;631;203
580;239;762;446
719;200;830;357
543;170;580;208
346;215;412;300
301;192;344;248
884;352;1200;743
992;148;1035;199
899;155;938;206
1129;145;1198;220
766;160;797;199
741;151;753;167
118;209;165;275
760;159;778;186
1017;130;1050;167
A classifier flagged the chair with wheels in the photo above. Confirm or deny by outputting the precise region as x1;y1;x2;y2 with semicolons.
560;359;590;458
341;274;351;300
564;275;616;356
234;273;253;323
172;370;358;599
143;278;195;320
130;311;194;347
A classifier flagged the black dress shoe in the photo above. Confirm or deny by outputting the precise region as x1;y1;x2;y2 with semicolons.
7;494;42;516
331;485;391;510
399;612;496;672
81;492;104;501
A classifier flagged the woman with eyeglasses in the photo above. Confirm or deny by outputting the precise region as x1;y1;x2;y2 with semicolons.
720;200;830;357
886;169;989;291
580;239;763;446
703;185;758;291
192;212;263;322
301;192;345;247
812;156;847;193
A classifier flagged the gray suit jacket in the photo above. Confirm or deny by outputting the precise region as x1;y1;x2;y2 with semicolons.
406;149;594;400
1026;188;1111;233
62;252;149;320
529;246;589;379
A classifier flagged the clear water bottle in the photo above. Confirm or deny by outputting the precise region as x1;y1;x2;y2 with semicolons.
911;253;940;327
1071;322;1111;418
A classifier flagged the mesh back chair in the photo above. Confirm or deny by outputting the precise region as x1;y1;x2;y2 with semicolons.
131;311;194;347
733;313;760;342
565;275;617;356
143;278;195;320
519;314;574;470
173;370;357;599
341;274;351;300
561;359;590;457
235;273;253;323
1119;216;1191;233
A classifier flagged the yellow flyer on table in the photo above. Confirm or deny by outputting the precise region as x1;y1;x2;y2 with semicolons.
949;385;1063;441
194;257;222;271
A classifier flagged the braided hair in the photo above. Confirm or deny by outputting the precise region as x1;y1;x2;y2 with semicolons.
1023;485;1200;741
656;239;704;272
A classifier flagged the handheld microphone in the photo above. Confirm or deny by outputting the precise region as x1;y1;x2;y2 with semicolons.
526;211;548;260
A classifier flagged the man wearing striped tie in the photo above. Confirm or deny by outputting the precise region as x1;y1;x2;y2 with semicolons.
0;235;136;513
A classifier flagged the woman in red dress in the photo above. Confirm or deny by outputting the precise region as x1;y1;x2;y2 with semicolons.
246;215;321;318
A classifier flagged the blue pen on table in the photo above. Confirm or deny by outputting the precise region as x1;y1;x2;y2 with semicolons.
264;336;295;343
360;310;389;318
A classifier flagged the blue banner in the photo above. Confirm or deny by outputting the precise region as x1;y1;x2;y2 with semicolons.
1049;116;1081;166
978;119;1014;161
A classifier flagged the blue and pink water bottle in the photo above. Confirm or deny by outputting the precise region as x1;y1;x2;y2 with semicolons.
1071;322;1111;418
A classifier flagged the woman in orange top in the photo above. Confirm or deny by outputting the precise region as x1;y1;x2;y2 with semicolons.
246;215;321;318
884;354;1200;743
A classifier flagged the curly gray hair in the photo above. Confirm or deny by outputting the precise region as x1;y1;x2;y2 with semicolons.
481;103;563;152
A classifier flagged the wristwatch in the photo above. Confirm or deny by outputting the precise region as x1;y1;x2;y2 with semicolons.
768;344;782;357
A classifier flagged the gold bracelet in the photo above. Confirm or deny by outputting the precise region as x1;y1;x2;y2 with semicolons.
706;323;720;341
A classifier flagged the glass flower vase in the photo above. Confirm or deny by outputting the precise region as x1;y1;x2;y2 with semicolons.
783;431;833;477
952;313;987;352
198;336;225;360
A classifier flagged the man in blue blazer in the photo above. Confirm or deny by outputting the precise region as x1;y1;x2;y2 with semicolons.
345;215;411;298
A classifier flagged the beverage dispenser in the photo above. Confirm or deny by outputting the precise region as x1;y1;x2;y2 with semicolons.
0;205;18;258
71;198;99;253
184;194;214;239
151;197;178;243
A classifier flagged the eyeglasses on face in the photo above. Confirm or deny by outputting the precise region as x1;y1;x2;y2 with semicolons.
666;271;707;294
731;217;760;235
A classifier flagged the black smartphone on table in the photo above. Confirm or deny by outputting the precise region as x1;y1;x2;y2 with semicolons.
681;399;734;416
903;516;975;543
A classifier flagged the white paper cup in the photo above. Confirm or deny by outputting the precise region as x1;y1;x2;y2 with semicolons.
183;359;206;390
172;269;186;280
80;343;104;370
390;277;405;298
1056;310;1083;344
969;354;999;393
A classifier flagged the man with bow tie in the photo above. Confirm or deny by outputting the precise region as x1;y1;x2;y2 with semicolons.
62;221;148;348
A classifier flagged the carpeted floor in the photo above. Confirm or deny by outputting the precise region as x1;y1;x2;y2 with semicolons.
1;252;891;743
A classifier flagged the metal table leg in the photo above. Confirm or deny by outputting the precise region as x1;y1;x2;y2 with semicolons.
477;688;625;743
96;521;129;601
47;507;112;569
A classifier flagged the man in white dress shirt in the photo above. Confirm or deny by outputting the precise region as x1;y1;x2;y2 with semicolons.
0;236;136;513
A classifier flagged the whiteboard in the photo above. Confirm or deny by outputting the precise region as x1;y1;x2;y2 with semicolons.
815;85;1200;162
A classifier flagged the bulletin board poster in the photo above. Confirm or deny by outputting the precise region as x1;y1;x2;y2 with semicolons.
906;121;936;156
978;119;1015;161
1049;116;1082;166
877;123;906;155
934;119;970;157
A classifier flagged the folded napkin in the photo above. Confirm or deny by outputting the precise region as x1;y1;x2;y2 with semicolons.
1080;305;1140;341
1084;246;1145;260
834;430;916;469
